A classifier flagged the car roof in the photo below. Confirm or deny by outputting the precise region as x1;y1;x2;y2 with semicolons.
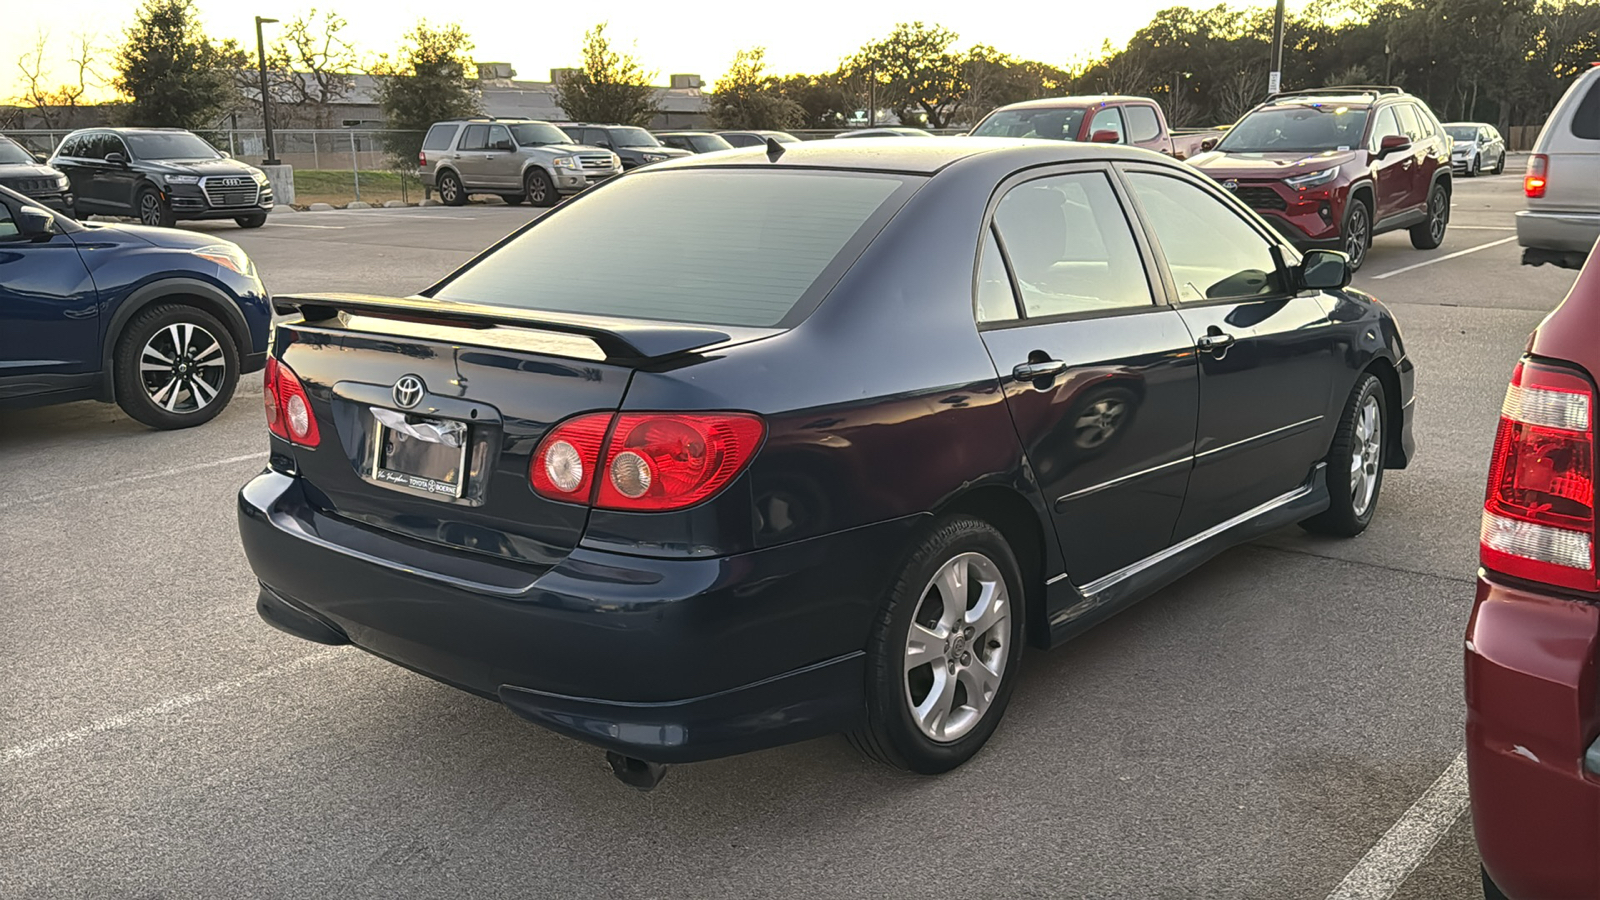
1441;121;1492;127
992;95;1152;112
656;131;716;137
645;136;1160;176
78;127;193;134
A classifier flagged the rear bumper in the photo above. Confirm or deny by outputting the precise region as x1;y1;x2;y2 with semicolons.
1465;574;1600;899
239;469;918;763
1516;208;1600;253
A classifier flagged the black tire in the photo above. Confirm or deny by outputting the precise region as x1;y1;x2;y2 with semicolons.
1480;866;1510;900
524;168;557;208
1301;373;1386;537
112;303;239;430
235;213;268;228
437;170;466;206
849;515;1026;774
1493;151;1506;175
137;187;175;228
1410;182;1449;250
500;194;525;206
1341;197;1371;272
1466;156;1480;177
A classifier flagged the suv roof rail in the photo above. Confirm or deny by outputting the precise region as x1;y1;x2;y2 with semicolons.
1270;85;1402;100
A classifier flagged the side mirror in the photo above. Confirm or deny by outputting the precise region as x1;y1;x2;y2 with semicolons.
1377;135;1411;157
33;152;48;164
1090;130;1121;144
1200;137;1218;152
15;206;57;240
217;150;232;159
1299;248;1351;290
493;140;513;151
104;152;127;166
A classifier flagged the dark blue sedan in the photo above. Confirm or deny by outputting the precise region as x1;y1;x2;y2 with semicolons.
241;138;1415;788
0;185;271;428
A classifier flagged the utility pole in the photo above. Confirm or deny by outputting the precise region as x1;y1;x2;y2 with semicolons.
255;16;280;166
868;64;876;128
1269;0;1285;96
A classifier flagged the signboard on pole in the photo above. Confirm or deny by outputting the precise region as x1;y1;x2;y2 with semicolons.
1268;70;1282;94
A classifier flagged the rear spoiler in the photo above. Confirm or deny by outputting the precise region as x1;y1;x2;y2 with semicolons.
273;292;759;362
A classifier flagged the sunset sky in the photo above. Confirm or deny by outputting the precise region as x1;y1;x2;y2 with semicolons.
2;0;1310;103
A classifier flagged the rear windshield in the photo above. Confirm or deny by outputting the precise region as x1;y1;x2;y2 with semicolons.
971;108;1087;140
433;169;920;327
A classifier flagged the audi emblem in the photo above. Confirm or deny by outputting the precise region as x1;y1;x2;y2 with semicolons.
217;177;245;186
392;375;425;409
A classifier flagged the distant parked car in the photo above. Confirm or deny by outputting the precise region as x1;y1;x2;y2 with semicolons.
717;130;802;148
1443;122;1507;177
49;128;273;229
1189;86;1452;271
655;131;735;154
968;95;1223;159
1517;65;1600;269
0;185;269;428
419;118;621;207
0;134;73;215
557;124;692;170
835;127;935;138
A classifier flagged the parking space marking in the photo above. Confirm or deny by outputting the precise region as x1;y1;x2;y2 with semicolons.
1372;237;1517;280
0;451;265;512
266;222;346;230
2;648;348;765
1324;752;1469;900
1450;225;1514;231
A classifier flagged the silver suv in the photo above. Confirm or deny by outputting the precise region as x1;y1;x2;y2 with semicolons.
419;118;621;208
1518;66;1600;268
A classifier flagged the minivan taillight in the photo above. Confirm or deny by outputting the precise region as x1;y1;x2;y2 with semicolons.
1481;360;1595;590
263;357;320;447
529;412;766;511
418;150;427;167
1525;154;1548;198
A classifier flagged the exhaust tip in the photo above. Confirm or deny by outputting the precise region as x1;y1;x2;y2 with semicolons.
606;751;669;791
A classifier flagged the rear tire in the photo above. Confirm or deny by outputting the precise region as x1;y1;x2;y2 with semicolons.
235;214;267;228
1301;374;1386;537
849;515;1025;774
112;303;240;430
437;170;466;207
1409;183;1449;250
524;168;557;208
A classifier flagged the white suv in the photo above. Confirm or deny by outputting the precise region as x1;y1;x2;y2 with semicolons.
1519;67;1600;269
418;118;621;208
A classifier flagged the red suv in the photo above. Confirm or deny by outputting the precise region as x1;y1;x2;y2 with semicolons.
1467;252;1600;899
1189;86;1451;270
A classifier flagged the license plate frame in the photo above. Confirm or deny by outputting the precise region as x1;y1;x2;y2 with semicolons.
368;410;470;500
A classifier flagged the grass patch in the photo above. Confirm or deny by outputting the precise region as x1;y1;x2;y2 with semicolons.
291;169;424;206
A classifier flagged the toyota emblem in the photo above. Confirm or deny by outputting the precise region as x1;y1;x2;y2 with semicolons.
392;375;424;409
1223;179;1239;191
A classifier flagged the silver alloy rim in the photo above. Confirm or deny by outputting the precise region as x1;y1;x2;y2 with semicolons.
528;174;547;203
1346;207;1367;267
1429;190;1447;242
441;176;459;203
140;193;163;226
1350;394;1382;517
1074;398;1126;448
903;551;1011;743
139;322;227;414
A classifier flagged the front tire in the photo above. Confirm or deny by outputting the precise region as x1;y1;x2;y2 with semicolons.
112;303;239;430
1301;373;1386;537
1410;183;1449;250
235;213;267;228
137;188;175;228
1341;198;1371;272
524;168;557;208
1493;152;1506;175
437;170;466;207
850;515;1025;774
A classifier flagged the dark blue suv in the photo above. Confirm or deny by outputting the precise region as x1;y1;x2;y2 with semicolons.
0;186;271;428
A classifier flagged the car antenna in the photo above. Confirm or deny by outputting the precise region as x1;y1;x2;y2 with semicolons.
765;136;785;162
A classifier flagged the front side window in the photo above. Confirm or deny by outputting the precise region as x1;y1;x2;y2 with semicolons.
422;124;459;151
487;125;512;150
971;107;1087;141
508;122;570;147
991;172;1153;318
609;127;659;148
1089;108;1126;143
1125;171;1286;302
1368;107;1402;152
1125;106;1162;143
459;125;489;151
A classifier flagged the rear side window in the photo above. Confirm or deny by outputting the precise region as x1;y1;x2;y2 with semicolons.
1572;78;1600;140
459;125;489;151
1125;106;1162;143
423;124;459;151
1394;104;1425;142
992;172;1153;317
433;170;919;328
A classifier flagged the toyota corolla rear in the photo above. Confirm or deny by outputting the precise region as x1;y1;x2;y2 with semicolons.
1468;255;1600;899
238;163;926;767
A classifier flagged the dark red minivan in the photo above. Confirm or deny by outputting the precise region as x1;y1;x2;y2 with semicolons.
1467;250;1600;899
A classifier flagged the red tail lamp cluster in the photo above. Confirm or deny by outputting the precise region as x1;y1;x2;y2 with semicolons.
263;357;320;447
531;412;765;511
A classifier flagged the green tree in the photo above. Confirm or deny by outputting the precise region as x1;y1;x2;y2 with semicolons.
851;22;969;128
370;21;480;172
113;0;239;129
710;48;805;129
554;24;661;126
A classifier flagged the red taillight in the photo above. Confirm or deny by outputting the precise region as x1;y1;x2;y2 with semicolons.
419;150;427;167
1524;154;1548;198
527;412;766;511
1481;360;1595;590
262;356;320;447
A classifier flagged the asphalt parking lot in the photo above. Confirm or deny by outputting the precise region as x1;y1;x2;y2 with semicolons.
1;171;1581;899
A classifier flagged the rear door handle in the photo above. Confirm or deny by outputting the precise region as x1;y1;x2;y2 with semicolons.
1197;332;1236;353
1013;359;1066;380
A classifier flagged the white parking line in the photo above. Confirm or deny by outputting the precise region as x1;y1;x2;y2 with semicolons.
2;648;348;765
267;222;346;230
1324;752;1469;900
1371;237;1517;279
0;452;266;512
1450;225;1515;231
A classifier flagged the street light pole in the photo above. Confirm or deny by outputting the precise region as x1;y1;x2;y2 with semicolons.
255;16;279;166
1269;0;1285;96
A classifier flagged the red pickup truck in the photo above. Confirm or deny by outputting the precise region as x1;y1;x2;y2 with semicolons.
967;95;1225;160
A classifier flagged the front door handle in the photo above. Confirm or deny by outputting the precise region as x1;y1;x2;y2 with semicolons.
1013;359;1066;380
1197;331;1236;354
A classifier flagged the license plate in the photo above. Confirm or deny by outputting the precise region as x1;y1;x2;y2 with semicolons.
369;408;468;499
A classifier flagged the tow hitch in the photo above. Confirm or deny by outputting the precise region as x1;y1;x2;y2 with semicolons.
606;752;669;790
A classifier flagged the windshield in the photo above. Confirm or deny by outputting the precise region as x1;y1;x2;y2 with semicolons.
124;132;221;160
610;127;660;148
1446;126;1479;142
509;123;572;147
970;108;1087;141
1217;105;1370;153
433;170;918;328
692;134;733;152
0;138;34;165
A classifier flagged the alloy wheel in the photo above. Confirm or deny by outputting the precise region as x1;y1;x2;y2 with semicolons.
138;322;227;414
439;175;460;204
139;193;165;227
903;551;1011;743
1350;394;1382;517
1345;205;1369;269
1428;189;1447;244
527;174;548;204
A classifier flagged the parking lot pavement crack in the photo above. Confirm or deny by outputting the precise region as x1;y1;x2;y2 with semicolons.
1252;543;1476;588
